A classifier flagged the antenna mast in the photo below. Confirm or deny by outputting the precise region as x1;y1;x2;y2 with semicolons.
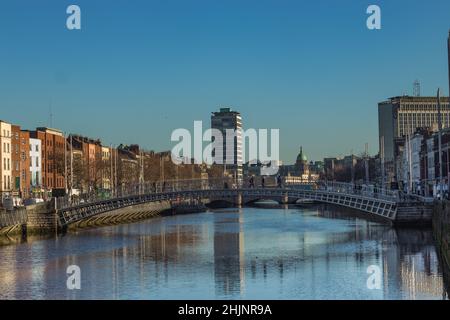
413;80;421;97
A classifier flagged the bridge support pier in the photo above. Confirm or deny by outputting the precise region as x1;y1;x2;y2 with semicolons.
281;192;289;205
237;193;242;207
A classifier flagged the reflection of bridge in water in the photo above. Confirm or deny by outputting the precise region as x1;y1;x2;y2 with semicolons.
56;179;433;227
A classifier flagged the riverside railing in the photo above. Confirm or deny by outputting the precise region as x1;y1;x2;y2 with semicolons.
0;208;27;228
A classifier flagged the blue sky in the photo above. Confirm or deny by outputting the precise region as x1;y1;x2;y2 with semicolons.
1;0;450;163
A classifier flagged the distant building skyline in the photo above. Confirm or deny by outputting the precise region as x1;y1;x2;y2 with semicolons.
1;1;450;162
378;96;450;163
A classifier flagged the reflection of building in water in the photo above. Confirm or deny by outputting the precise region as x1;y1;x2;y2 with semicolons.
400;253;445;299
108;221;207;299
382;228;446;299
214;211;245;297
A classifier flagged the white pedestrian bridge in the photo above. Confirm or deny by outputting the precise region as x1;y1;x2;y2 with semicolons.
55;180;433;227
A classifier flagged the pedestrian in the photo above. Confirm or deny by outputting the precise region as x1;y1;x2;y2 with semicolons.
277;175;282;188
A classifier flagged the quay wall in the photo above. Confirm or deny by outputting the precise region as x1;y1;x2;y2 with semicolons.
433;201;450;273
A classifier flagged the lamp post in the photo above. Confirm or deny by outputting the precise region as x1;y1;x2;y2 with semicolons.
437;88;444;199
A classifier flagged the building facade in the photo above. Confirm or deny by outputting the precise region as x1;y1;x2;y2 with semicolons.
10;125;31;199
378;96;450;183
11;125;21;197
29;137;42;195
0;120;12;199
31;127;66;195
211;107;243;183
19;130;31;198
101;146;111;191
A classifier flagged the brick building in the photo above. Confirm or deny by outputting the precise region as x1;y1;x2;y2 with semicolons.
31;127;66;195
10;125;31;199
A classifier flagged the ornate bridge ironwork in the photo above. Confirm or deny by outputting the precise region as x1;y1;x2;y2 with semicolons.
55;179;417;227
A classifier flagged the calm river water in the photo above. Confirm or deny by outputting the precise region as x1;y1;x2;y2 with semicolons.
0;205;448;300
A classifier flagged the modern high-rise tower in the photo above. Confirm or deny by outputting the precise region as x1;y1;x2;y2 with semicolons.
211;107;243;184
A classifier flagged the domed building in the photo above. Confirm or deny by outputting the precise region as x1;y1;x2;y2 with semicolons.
295;146;309;176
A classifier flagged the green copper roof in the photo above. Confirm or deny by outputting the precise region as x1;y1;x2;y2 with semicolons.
297;147;307;162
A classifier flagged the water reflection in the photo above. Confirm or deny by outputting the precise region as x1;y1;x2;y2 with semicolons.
0;205;448;300
213;209;245;297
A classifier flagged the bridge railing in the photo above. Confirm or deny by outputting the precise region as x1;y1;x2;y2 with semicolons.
55;178;237;210
54;178;402;211
285;181;400;201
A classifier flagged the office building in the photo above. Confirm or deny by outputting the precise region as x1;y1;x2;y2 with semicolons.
378;96;450;181
211;107;243;183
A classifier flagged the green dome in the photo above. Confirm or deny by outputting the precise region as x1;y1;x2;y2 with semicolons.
297;147;307;163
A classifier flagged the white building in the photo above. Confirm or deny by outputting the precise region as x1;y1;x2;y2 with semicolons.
101;146;111;190
399;133;423;194
29;138;42;193
0;120;12;200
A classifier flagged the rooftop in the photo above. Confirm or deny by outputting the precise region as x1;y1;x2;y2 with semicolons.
379;96;450;105
212;107;241;116
36;127;64;136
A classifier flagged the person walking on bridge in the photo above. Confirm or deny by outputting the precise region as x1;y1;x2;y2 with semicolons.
277;175;282;188
249;176;255;188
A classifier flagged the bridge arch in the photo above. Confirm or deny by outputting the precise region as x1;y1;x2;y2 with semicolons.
57;186;403;227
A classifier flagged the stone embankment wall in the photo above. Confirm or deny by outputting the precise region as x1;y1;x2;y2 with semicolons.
433;201;450;272
395;202;434;226
26;201;59;234
1;199;198;238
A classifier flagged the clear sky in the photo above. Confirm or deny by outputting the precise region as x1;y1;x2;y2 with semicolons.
1;0;450;164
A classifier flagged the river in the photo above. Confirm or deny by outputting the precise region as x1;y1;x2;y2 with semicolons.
0;204;448;300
